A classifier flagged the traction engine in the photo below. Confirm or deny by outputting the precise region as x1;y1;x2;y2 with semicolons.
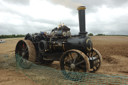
15;6;102;80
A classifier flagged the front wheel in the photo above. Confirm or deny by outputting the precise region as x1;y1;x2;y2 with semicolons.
60;49;90;81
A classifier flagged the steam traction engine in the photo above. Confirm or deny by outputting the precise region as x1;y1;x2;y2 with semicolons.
15;6;102;80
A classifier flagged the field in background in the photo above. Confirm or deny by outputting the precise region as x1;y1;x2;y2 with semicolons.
0;36;128;85
91;36;128;75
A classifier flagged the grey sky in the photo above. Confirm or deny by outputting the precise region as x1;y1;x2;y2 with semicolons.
0;0;128;35
4;0;30;5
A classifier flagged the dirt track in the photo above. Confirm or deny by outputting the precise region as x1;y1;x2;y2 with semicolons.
0;36;128;85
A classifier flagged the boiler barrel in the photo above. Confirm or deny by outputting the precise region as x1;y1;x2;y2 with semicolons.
64;36;93;52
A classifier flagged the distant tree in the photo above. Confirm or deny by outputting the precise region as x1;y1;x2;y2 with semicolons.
12;34;16;37
96;34;105;36
88;33;93;36
0;34;25;39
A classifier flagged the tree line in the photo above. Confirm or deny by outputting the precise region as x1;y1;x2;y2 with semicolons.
0;34;25;39
88;33;106;36
0;33;127;39
88;33;128;36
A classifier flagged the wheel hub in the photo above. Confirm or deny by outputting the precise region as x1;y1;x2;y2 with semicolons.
70;63;75;69
22;52;25;56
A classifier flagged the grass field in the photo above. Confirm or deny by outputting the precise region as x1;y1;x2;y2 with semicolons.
0;36;128;85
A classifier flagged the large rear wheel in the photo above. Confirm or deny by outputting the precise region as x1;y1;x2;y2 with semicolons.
15;40;36;69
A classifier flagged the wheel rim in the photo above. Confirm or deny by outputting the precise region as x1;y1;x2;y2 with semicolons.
87;48;102;72
60;49;90;81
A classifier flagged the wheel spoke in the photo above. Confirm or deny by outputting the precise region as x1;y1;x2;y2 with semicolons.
95;61;100;66
73;53;79;64
91;56;100;61
68;52;73;63
64;65;70;70
23;47;28;53
93;53;97;57
73;57;77;64
91;50;93;57
93;67;97;71
75;60;85;66
93;63;100;71
24;47;28;51
25;50;28;54
64;61;70;67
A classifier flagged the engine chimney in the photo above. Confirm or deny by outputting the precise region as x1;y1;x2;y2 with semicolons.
77;6;87;35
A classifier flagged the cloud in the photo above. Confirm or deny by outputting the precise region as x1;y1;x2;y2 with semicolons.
0;6;78;35
49;0;82;10
4;0;30;5
50;0;128;13
0;0;128;35
87;13;128;35
0;0;80;35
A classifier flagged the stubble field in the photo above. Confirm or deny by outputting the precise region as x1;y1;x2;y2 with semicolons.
0;36;128;85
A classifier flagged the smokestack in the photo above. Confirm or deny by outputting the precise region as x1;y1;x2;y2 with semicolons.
77;6;87;35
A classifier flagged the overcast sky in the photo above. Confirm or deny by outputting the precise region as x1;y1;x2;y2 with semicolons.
0;0;128;35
